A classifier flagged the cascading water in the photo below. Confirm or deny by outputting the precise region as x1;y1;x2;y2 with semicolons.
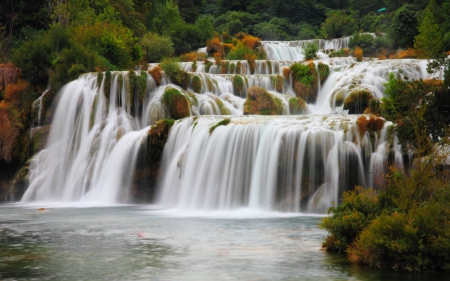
22;36;441;212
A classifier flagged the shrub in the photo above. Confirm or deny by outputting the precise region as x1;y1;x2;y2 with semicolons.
353;47;363;62
166;22;205;56
303;41;318;60
290;62;318;102
329;48;350;57
160;58;190;89
179;52;206;62
206;37;223;56
244;86;283;115
357;115;385;137
227;41;259;61
162;88;190;119
274;75;284;92
349;33;376;55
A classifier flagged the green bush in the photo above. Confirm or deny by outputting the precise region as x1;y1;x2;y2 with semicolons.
160;58;190;89
227;42;259;60
303;41;318;60
349;33;376;55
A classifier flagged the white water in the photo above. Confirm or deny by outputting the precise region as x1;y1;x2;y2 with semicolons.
23;41;441;211
157;115;396;213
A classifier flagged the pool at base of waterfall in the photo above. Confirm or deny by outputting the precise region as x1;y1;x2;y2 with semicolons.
1;204;448;281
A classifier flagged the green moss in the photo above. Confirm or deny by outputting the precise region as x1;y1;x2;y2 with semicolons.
192;61;197;72
236;61;241;74
232;75;245;97
187;92;198;107
330;90;345;107
209;118;231;134
128;71;137;109
318;62;330;83
136;71;148;104
244;86;283;115
163;88;190;119
161;58;190;89
291;63;314;86
266;60;272;74
289;97;307;114
230;63;235;73
104;71;112;98
97;71;103;88
274;75;284;92
205;60;213;73
343;89;374;114
192;75;202;93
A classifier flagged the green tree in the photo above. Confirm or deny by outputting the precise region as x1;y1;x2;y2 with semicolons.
320;11;358;38
139;32;174;62
414;0;443;58
177;0;205;23
389;4;419;48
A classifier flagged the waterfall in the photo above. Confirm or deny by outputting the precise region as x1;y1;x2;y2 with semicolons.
21;45;440;211
156;115;397;213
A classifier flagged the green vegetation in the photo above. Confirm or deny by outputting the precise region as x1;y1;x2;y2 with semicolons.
288;97;307;114
290;62;318;102
321;109;450;272
232;75;245;96
209;118;231;133
303;42;318;60
192;75;202;93
160;58;190;89
139;32;174;63
343;89;374;114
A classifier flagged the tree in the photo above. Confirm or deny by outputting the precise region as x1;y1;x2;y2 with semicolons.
177;0;205;23
414;0;443;58
320;11;358;38
139;32;174;62
389;4;419;48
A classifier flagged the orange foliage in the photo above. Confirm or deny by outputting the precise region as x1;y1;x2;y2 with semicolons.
357;115;385;137
4;80;29;106
244;53;257;74
390;48;417;59
206;37;224;56
179;52;206;62
223;43;234;54
148;66;162;85
0;102;21;162
0;64;20;91
377;54;387;60
235;32;261;50
214;52;223;64
423;79;443;86
353;47;363;62
282;67;291;82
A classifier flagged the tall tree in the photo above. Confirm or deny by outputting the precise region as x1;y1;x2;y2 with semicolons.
414;0;443;58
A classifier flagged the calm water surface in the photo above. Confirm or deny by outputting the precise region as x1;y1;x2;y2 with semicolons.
0;204;448;280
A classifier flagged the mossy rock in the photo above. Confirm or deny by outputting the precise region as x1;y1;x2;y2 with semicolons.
209;118;231;134
244;86;283;115
330;90;345;107
97;71;103;89
289;97;307;114
343;89;374;114
213;96;232;115
274;75;284;92
104;71;112;99
163;88;190;119
132;119;175;202
236;61;241;74
205;60;213;73
290;62;318;102
192;75;202;93
318;62;330;83
232;75;245;97
230;63;236;73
